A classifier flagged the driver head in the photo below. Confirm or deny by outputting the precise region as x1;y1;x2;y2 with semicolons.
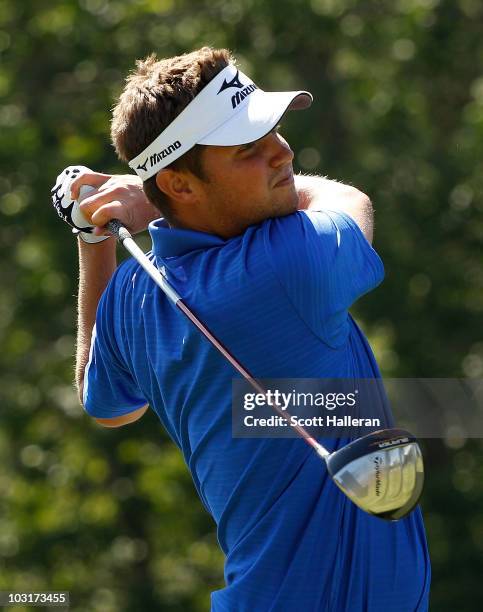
326;429;424;521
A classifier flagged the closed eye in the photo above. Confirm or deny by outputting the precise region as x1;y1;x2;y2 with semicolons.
239;141;256;151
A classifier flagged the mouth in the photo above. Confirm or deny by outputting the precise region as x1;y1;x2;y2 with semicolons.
273;168;294;188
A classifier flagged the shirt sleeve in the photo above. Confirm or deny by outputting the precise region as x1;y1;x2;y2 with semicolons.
82;269;147;419
263;209;385;348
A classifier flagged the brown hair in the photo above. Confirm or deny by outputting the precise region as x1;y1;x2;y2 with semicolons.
111;47;235;224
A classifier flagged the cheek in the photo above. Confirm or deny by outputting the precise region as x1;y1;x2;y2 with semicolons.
206;157;272;207
235;161;271;191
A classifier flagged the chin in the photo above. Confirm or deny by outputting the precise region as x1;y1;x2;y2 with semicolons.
270;206;297;221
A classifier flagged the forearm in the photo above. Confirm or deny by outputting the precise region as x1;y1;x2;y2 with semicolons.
296;174;364;210
76;236;118;402
296;174;333;211
295;173;374;243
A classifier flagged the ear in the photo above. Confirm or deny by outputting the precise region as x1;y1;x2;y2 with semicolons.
155;169;199;204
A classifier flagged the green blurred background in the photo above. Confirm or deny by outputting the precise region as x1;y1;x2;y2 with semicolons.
1;0;482;610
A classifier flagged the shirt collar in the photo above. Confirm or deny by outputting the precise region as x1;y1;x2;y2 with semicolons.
149;218;226;258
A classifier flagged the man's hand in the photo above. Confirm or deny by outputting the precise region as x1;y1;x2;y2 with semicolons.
70;170;160;236
51;166;110;243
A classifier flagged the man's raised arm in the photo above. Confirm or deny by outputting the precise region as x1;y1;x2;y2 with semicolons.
295;174;374;244
51;166;158;420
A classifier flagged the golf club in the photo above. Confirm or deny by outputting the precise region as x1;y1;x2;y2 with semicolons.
102;218;424;521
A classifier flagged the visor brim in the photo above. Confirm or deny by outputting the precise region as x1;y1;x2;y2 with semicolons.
197;89;312;147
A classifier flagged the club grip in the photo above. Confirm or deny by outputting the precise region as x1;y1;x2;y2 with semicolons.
107;219;132;243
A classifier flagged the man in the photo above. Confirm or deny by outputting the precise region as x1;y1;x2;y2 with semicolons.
52;47;430;610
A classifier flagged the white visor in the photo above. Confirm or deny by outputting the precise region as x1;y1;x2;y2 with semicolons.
128;64;312;180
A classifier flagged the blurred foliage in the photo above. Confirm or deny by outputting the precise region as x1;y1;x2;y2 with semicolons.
0;0;482;610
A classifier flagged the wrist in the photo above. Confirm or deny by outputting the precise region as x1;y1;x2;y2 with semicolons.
77;233;116;253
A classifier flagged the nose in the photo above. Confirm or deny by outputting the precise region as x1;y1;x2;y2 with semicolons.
267;132;294;168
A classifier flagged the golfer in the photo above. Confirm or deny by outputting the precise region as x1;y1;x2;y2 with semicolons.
53;47;430;610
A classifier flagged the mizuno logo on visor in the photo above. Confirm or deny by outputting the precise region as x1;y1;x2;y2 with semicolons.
217;69;245;93
231;84;257;109
217;69;258;108
137;140;182;172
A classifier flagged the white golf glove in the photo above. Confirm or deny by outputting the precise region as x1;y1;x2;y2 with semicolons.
51;165;109;243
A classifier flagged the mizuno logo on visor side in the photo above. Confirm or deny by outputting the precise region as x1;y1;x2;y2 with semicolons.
136;158;149;172
136;140;182;172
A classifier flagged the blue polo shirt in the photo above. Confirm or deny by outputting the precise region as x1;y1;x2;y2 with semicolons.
84;210;431;611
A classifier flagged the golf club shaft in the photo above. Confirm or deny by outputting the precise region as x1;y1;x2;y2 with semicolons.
106;219;329;459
